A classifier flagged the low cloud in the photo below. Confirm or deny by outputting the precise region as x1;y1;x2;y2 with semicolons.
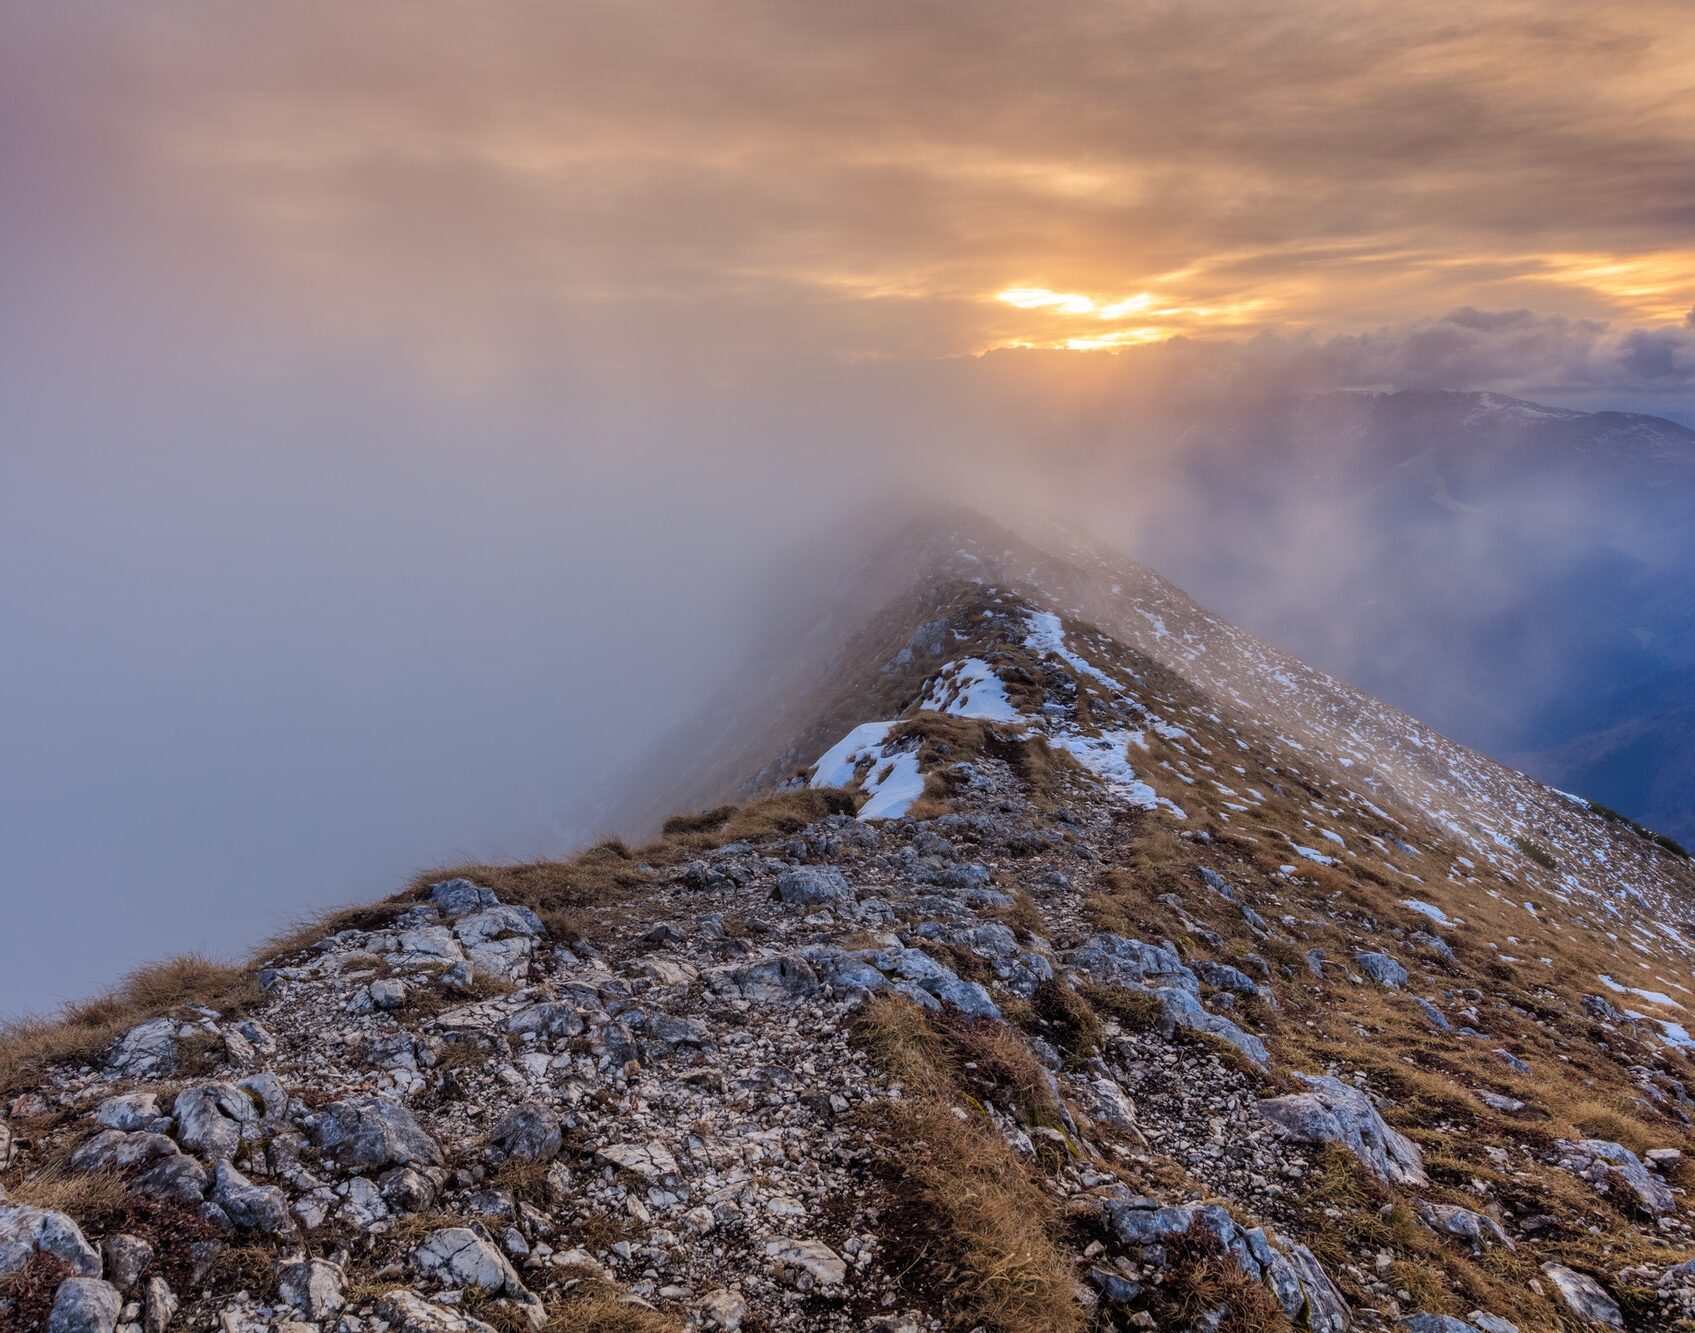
1111;307;1695;407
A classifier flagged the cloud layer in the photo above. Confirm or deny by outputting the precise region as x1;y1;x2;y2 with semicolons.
5;1;1695;373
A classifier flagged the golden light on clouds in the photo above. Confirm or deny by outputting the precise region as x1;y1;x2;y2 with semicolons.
1526;253;1695;326
6;2;1695;377
991;286;1271;350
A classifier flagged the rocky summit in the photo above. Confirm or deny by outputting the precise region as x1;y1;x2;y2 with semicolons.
7;513;1695;1332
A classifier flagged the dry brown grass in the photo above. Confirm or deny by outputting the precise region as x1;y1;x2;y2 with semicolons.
1026;978;1102;1060
2;1166;130;1220
856;995;1083;1332
1140;1220;1292;1332
0;1178;220;1293
0;954;260;1097
858;995;1061;1129
870;1095;1083;1333
0;1250;74;1333
414;788;859;944
543;1283;680;1332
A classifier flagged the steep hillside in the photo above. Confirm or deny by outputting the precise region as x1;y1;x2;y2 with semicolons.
6;515;1695;1333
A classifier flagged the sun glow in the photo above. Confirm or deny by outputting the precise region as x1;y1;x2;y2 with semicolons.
990;284;1268;350
995;287;1155;318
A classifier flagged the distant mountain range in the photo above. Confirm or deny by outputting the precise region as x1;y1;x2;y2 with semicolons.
1104;388;1695;850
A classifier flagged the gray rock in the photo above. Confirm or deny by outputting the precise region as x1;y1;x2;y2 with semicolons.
369;978;408;1010
1416;1202;1514;1250
928;976;1002;1019
141;1277;176;1333
1540;1264;1623;1327
699;1287;748;1330
429;878;498;917
104;1019;179;1080
0;1203;102;1279
1259;1074;1428;1186
1399;1317;1481;1333
236;1072;289;1122
598;1140;679;1182
1150;986;1270;1069
380;1166;439;1213
311;1096;444;1171
130;1155;208;1204
1555;1138;1676;1215
171;1084;257;1161
1354;951;1408;988
506;1002;585;1040
48;1277;122;1333
1101;1199;1348;1333
95;1094;162;1133
461;936;536;983
1582;994;1625;1023
452;905;544;945
411;1227;541;1326
376;1290;498;1333
489;1103;562;1164
1467;1317;1519;1333
775;866;854;906
1194;960;1259;994
101;1234;154;1290
277;1257;346;1320
706;954;820;1002
1065;934;1197;992
1413;932;1456;967
1415;998;1455;1032
209;1161;292;1234
757;1236;847;1289
69;1131;180;1175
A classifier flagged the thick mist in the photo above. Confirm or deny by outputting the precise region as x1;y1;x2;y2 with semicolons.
9;331;1693;1016
7;3;1695;1016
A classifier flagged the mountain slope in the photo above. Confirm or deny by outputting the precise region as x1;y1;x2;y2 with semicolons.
5;512;1695;1333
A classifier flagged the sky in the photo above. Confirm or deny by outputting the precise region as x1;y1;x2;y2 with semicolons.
4;1;1695;1014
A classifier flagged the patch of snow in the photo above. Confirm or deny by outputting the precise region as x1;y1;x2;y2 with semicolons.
858;752;925;820
1402;899;1457;928
1051;729;1160;810
811;722;895;789
1023;610;1126;692
1599;975;1683;1008
922;658;1021;723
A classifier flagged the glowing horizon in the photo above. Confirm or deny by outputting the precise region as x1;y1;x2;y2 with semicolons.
6;3;1694;383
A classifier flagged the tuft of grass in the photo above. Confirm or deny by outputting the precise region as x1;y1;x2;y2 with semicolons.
3;1167;131;1221
1511;836;1557;871
1027;980;1101;1060
1078;982;1165;1033
855;994;1083;1332
0;954;260;1098
543;1284;680;1332
1141;1220;1292;1332
869;1094;1084;1333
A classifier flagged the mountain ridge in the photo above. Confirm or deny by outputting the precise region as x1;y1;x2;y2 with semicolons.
5;512;1695;1332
